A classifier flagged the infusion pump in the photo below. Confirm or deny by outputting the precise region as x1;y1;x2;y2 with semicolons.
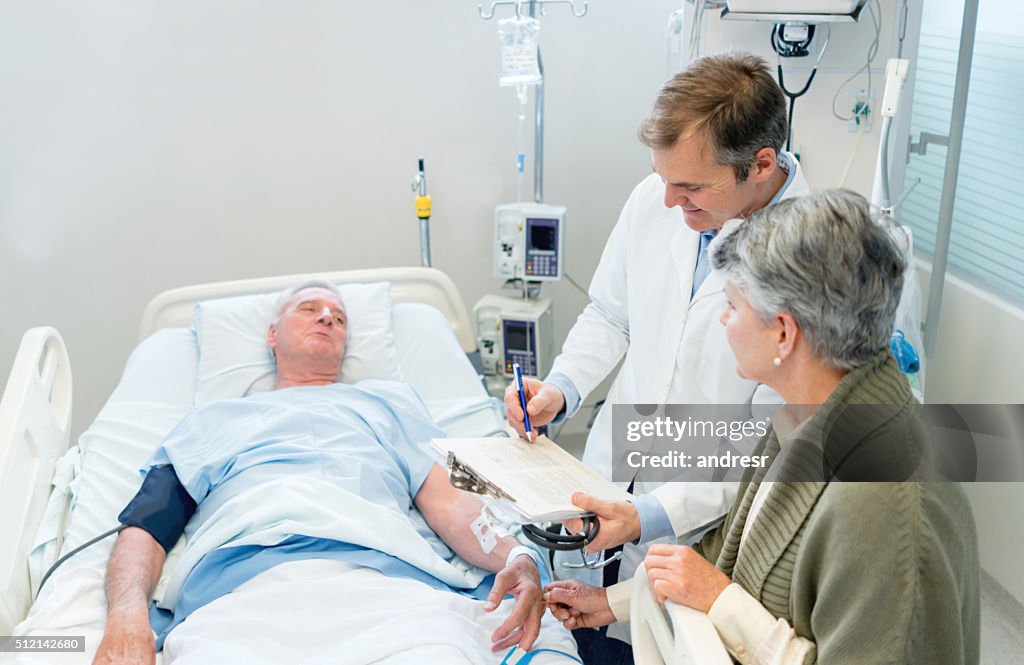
474;295;554;390
493;203;566;282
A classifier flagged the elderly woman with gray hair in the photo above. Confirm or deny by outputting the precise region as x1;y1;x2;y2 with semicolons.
546;190;979;664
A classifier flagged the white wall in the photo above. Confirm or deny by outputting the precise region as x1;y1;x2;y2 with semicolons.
0;0;681;437
916;261;1024;603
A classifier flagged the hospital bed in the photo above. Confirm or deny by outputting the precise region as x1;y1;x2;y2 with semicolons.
0;266;730;664
0;267;581;664
630;567;732;665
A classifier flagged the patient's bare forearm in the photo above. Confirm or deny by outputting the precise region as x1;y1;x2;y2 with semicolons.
91;528;165;664
416;466;521;572
105;527;165;618
444;496;521;572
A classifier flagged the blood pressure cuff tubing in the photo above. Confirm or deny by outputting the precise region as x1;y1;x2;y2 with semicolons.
117;464;197;553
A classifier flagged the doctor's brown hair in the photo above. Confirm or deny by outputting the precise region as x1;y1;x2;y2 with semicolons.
637;52;788;183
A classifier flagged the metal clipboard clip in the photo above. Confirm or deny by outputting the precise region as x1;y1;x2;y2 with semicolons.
445;451;517;504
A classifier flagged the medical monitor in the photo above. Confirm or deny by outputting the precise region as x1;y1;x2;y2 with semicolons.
493;203;566;282
473;294;553;385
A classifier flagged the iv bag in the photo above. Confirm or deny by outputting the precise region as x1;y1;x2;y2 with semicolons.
498;16;542;86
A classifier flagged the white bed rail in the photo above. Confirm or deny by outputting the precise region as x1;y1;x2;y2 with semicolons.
0;327;73;634
138;266;477;352
630;565;732;665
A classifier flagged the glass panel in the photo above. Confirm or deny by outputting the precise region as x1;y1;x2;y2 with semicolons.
901;0;1024;304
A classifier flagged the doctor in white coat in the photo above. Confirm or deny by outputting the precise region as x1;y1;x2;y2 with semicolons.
505;52;810;661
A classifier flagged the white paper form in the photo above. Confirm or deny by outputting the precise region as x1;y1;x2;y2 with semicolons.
432;435;633;521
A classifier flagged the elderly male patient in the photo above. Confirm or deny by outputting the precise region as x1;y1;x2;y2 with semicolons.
92;281;549;664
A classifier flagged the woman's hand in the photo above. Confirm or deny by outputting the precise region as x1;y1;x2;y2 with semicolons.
644;544;731;613
543;579;616;630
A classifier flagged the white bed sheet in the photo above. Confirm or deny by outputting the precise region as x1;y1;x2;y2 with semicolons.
164;559;575;665
8;303;568;665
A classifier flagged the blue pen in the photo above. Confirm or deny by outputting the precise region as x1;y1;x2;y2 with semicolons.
513;363;533;440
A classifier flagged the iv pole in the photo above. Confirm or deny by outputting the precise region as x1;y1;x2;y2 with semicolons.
410;158;431;267
478;0;589;204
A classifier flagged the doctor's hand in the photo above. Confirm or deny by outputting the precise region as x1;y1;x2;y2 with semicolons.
504;379;565;442
91;611;156;665
485;553;544;652
563;493;641;553
543;579;615;630
644;544;731;614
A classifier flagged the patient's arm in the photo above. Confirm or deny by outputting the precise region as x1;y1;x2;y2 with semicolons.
92;527;165;665
415;465;519;570
415;464;544;652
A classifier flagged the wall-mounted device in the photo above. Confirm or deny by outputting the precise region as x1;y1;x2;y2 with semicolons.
474;295;554;391
724;0;861;17
722;0;865;23
493;203;566;282
771;21;817;57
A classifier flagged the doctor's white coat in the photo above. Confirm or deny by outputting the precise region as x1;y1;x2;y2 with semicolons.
549;162;810;613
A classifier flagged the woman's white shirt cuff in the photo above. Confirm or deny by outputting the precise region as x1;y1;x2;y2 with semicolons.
606;580;632;624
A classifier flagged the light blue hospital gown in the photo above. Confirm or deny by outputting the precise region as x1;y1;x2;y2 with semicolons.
146;380;480;647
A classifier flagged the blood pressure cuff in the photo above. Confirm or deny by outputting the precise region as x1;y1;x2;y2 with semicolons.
117;464;197;553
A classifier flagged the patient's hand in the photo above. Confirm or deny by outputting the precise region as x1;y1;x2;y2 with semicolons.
504;378;565;442
543;579;615;629
91;612;156;665
644;544;731;613
484;554;544;652
563;492;641;553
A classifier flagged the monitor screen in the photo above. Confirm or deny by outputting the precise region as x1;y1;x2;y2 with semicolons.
528;221;556;251
505;321;530;352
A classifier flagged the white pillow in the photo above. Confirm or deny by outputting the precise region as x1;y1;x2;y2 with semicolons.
193;281;403;405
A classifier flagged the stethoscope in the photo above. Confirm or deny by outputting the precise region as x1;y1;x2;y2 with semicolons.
446;447;623;570
521;515;623;570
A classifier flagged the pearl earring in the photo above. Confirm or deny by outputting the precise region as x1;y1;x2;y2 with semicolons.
773;357;782;366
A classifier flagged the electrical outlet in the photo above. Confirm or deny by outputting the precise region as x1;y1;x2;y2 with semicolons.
849;89;873;133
